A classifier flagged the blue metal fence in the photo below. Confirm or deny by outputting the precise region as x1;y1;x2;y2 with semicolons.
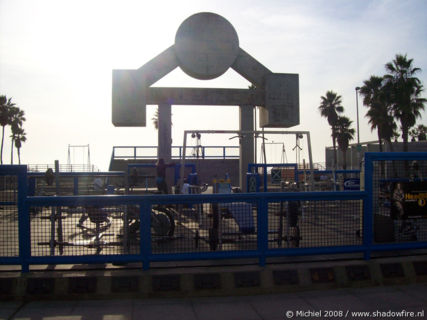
0;152;427;272
23;191;367;271
0;165;29;272
364;152;427;256
247;163;361;192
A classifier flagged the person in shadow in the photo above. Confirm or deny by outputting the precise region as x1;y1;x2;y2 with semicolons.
156;158;174;194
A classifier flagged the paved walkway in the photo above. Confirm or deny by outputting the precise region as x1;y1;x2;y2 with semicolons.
1;283;426;320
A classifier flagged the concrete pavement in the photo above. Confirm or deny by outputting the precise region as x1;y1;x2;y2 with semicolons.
1;283;426;320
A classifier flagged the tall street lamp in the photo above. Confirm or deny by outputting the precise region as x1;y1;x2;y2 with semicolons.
355;86;361;144
355;86;361;168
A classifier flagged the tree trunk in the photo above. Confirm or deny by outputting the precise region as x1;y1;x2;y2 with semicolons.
10;138;14;164
0;126;4;164
402;127;409;152
342;149;347;170
18;148;21;165
377;130;383;153
332;133;337;170
377;131;384;177
386;139;398;177
402;124;409;174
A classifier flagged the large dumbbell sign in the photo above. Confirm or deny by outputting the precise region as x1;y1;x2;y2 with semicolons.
112;12;299;128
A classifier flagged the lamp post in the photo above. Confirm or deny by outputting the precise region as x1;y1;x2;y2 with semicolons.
355;86;361;168
355;87;361;144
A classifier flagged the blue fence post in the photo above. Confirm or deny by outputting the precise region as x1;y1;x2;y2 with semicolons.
257;197;268;267
363;154;373;260
17;166;30;272
263;165;268;192
140;200;151;270
73;176;79;195
28;176;36;196
174;165;179;185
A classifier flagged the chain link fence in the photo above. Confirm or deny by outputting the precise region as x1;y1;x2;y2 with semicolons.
372;159;427;244
0;175;19;257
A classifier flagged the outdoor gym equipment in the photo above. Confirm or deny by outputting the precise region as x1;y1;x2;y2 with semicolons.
126;205;175;239
37;203;177;255
259;141;287;165
179;130;315;191
34;171;177;255
207;178;256;251
127;163;196;193
248;163;299;192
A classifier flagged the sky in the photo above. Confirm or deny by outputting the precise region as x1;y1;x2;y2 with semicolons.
1;0;426;171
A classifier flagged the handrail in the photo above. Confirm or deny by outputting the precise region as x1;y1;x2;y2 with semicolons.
111;145;240;160
26;190;367;206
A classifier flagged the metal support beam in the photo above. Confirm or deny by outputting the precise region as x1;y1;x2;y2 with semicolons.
157;104;172;162
137;46;179;87
146;87;264;106
239;105;254;191
231;48;272;88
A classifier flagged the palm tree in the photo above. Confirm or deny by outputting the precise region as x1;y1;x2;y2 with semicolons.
152;108;159;129
0;95;15;164
318;91;344;169
9;107;26;164
336;116;355;170
384;54;426;152
359;76;397;152
11;127;26;164
409;124;427;141
152;107;173;130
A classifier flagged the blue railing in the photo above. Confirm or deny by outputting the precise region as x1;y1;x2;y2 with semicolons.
1;152;427;272
22;191;368;272
247;163;361;192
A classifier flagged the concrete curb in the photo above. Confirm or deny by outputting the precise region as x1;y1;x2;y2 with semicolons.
1;255;426;300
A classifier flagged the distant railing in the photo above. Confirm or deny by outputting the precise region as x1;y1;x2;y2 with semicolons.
111;146;240;161
27;171;125;196
27;164;99;173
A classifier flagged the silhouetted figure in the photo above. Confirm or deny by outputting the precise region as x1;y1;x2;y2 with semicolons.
45;168;54;186
156;158;174;194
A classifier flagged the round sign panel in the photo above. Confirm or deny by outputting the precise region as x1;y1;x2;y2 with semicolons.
174;12;239;80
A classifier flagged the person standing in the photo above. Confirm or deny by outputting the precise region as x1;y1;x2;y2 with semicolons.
156;158;174;194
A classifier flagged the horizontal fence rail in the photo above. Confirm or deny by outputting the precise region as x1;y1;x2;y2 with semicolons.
112;146;240;160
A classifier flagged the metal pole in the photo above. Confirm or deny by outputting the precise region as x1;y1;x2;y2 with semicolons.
306;132;315;191
355;87;361;169
254;107;257;165
179;131;188;190
262;128;266;164
355;87;360;145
